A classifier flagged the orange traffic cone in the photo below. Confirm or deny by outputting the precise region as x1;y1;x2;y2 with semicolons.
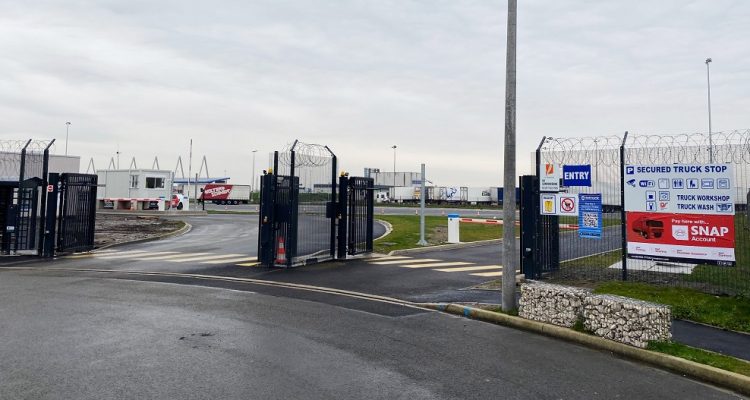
275;237;287;265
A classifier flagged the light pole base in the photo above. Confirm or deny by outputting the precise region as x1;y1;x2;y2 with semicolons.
417;240;428;246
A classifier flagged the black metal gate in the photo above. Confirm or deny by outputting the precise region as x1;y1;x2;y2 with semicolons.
56;173;98;253
13;178;42;252
337;176;374;257
519;174;560;279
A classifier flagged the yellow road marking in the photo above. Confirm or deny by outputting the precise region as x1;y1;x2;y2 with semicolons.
236;262;260;267
202;256;257;265
370;258;438;265
401;262;473;269
434;265;502;272
167;253;245;262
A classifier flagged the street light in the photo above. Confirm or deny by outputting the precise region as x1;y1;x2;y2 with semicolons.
251;149;258;199
392;145;397;187
705;58;713;163
65;122;71;155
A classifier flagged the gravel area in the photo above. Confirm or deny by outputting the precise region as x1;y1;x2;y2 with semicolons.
95;214;185;248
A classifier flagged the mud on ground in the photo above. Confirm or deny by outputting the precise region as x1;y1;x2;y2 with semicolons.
95;214;184;248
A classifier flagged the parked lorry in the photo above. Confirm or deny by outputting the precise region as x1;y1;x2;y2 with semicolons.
201;184;251;205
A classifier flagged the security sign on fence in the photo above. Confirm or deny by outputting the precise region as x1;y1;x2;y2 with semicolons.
624;163;735;266
540;193;578;216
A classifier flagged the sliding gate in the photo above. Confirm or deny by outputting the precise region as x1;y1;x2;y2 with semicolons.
56;173;98;253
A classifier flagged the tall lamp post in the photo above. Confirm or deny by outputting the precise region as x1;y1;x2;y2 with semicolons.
65;122;71;155
392;145;397;187
251;149;257;201
705;58;713;163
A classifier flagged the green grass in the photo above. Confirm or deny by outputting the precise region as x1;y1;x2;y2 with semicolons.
595;282;750;333
685;213;750;295
647;341;750;377
562;250;622;269
558;216;621;228
374;215;515;253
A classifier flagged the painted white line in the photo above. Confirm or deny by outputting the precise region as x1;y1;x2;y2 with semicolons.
471;271;503;277
167;253;245;263
434;265;502;272
370;258;438;265
471;270;521;277
95;250;147;256
202;256;258;265
135;253;213;261
98;251;176;260
401;262;473;269
367;256;411;261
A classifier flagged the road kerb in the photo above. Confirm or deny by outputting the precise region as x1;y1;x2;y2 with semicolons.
420;303;750;397
93;221;192;252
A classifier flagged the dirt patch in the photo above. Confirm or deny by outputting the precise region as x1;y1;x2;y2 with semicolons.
95;214;185;248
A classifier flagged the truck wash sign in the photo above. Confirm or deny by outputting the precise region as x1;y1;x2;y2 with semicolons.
624;164;735;266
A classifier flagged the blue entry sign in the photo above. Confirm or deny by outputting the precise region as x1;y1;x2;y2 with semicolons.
563;165;592;187
578;193;602;239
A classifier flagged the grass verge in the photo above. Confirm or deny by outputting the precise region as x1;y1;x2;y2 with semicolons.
374;215;514;253
647;341;750;377
595;282;750;333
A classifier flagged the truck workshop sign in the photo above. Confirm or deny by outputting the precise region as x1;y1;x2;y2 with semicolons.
624;164;735;265
539;163;560;192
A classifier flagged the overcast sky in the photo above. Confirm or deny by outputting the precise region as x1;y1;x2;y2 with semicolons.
1;0;748;187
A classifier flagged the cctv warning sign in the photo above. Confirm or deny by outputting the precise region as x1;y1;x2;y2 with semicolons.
626;212;735;266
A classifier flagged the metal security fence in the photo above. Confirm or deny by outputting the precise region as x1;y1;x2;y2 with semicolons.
526;130;750;296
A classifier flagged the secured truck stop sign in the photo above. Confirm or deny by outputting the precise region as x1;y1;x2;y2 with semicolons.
624;164;735;266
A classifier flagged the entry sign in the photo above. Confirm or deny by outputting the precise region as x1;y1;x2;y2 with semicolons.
563;165;592;187
539;163;560;192
578;193;602;239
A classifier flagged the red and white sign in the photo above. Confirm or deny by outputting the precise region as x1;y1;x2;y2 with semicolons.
202;184;233;200
626;212;735;265
47;184;54;193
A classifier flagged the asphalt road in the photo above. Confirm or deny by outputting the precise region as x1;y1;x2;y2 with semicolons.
0;270;741;400
204;202;508;218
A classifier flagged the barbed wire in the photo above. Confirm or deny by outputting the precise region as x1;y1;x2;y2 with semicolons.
278;141;334;168
539;130;750;166
0;140;56;155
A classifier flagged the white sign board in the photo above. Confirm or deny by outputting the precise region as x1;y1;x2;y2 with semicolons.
539;163;560;192
540;193;578;216
624;164;734;214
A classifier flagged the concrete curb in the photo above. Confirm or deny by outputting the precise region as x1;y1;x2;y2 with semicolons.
92;221;193;252
374;219;393;241
420;303;750;397
388;239;501;256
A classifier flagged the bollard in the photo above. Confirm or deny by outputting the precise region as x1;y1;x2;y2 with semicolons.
447;214;460;243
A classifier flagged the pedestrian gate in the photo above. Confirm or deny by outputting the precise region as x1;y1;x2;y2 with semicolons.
56;173;98;253
258;145;375;268
338;176;374;256
519;174;560;279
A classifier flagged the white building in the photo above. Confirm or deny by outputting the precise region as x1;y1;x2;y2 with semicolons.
96;169;173;200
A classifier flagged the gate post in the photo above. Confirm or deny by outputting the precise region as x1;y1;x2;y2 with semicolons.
620;131;629;281
519;175;539;279
258;172;277;267
42;173;59;257
337;175;349;259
